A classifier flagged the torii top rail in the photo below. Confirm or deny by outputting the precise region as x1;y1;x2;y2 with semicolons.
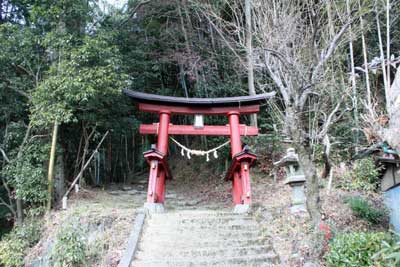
124;89;275;211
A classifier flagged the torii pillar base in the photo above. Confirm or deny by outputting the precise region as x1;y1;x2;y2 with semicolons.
233;204;251;214
144;203;165;214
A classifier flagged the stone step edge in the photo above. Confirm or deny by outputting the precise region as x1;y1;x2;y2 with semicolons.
139;237;268;245
135;244;273;257
133;252;278;264
118;212;146;267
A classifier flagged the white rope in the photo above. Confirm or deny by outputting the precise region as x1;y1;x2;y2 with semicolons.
170;137;230;161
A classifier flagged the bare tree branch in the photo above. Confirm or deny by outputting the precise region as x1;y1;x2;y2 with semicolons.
0;148;10;163
119;0;152;26
312;19;353;82
200;9;246;67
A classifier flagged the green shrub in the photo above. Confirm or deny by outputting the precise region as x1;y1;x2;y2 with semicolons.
346;196;387;224
325;232;389;267
0;233;28;267
341;158;381;191
50;220;87;267
0;221;42;267
373;232;400;267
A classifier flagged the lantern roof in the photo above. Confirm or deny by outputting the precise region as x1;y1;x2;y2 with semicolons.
274;148;299;167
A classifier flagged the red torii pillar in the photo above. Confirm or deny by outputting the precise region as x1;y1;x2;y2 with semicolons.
124;90;274;213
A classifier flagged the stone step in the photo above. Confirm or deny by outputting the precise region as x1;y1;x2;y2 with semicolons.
148;214;246;220
148;215;254;224
143;227;260;236
141;229;262;240
146;222;259;231
148;212;254;220
133;252;278;267
145;218;259;227
135;244;274;259
138;237;268;249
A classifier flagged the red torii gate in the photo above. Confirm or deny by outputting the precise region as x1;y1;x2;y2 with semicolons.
124;90;275;212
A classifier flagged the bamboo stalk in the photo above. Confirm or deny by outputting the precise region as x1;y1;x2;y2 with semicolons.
47;120;59;212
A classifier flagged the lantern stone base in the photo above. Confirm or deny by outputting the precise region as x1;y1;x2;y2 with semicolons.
290;204;307;213
144;203;165;213
290;183;307;213
233;204;250;214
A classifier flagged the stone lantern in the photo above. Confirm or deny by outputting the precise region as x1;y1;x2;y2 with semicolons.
274;148;307;213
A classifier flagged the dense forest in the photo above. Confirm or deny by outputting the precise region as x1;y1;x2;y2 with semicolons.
0;0;400;266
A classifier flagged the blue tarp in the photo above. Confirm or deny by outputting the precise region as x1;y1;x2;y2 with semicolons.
384;185;400;233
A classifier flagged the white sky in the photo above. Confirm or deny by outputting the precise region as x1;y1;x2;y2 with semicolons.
104;0;127;9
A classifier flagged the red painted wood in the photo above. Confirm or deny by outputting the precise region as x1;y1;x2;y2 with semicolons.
138;103;260;115
225;152;257;181
240;162;251;204
139;124;258;136
157;112;170;154
146;159;159;203
232;172;243;205
228;112;242;157
143;150;172;180
227;111;244;205
139;99;260;207
156;170;166;203
149;111;170;204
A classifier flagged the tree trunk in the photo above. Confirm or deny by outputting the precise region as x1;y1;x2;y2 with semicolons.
359;0;372;108
386;0;391;88
384;66;400;152
16;199;23;225
376;9;389;113
297;145;321;226
54;154;65;203
15;123;32;224
245;0;257;127
347;0;359;147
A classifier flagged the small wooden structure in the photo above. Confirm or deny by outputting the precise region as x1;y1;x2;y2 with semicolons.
124;90;274;212
355;143;400;232
378;156;400;232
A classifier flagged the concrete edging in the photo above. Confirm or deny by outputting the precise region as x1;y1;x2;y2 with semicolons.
118;212;146;267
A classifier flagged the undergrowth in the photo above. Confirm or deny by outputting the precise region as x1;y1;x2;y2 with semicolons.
339;158;382;191
50;219;87;267
346;196;387;225
325;232;389;267
373;231;400;267
0;220;42;267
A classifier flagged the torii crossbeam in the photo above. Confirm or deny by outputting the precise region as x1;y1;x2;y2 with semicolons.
124;89;275;213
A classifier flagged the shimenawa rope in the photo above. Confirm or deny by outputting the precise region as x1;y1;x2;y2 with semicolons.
169;137;230;161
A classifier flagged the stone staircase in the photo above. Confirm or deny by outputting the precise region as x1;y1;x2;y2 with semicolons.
131;209;280;267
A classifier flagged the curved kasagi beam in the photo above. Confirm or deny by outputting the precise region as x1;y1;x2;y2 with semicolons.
123;89;275;107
